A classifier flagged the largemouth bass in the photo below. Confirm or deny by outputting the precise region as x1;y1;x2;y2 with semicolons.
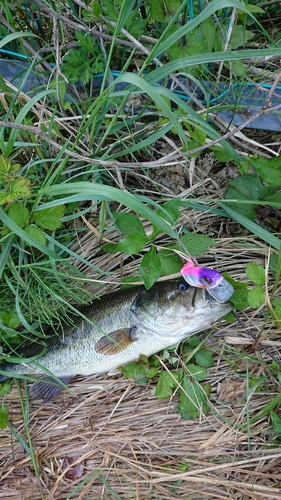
0;280;232;402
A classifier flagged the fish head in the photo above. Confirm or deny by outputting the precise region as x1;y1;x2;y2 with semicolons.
131;280;233;341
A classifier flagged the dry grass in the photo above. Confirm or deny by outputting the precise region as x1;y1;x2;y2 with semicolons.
1;160;281;500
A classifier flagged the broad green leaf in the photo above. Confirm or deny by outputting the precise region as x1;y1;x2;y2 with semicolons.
7;202;29;227
248;156;281;188
92;2;102;17
0;310;20;329
156;198;181;225
146;367;159;379
158;249;181;276
33;205;65;230
177;378;210;419
155;370;183;400
139;246;161;289
25;225;46;245
186;363;207;381
231;59;247;77
211;146;233;163
180;233;215;256
167;28;207;75
0;381;11;397
247;286;265;308
246;263;265;285
230;25;255;49
230;289;249;310
113;212;146;236
150;0;181;22
223;174;274;220
264;191;281;205
242;4;264;13
201;18;216;53
102;242;119;253
119;361;148;380
116;233;147;253
195;349;214;368
273;298;281;319
224;311;236;323
238;160;250;175
185;335;200;349
0;405;9;429
0;207;91;273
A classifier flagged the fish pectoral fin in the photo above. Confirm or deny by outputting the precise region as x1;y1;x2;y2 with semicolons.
95;326;138;356
29;375;73;403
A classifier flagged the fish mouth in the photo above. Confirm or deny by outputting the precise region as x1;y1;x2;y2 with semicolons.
193;287;233;311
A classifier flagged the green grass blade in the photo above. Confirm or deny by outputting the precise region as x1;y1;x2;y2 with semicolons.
109;73;188;144
146;48;281;85
39;183;179;239
219;203;281;250
0;32;37;49
147;0;271;61
0;235;14;279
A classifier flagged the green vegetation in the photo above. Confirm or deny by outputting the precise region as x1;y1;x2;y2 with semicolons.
0;0;281;435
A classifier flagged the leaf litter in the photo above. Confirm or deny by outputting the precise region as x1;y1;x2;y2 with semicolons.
1;155;281;500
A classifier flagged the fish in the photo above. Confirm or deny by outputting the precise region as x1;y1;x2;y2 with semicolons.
181;261;234;303
0;280;233;403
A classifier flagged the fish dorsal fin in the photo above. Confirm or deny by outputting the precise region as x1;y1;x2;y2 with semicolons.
95;327;138;356
29;376;73;403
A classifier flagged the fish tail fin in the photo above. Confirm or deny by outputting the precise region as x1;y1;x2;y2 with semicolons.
29;376;73;403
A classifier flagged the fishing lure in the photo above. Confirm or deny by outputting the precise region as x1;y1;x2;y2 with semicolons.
181;261;234;303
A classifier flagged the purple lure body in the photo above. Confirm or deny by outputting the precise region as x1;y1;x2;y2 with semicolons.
181;262;234;303
181;263;223;289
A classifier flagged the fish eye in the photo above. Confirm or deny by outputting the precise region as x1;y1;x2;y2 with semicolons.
178;281;189;291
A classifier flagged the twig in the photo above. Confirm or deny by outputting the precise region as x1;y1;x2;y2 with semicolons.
30;0;139;50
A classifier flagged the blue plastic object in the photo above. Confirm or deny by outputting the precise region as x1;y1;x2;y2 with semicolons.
1;59;280;132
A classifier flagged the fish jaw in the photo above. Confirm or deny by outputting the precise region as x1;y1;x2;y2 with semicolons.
130;282;233;342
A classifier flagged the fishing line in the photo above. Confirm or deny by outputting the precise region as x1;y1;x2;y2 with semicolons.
232;310;281;369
